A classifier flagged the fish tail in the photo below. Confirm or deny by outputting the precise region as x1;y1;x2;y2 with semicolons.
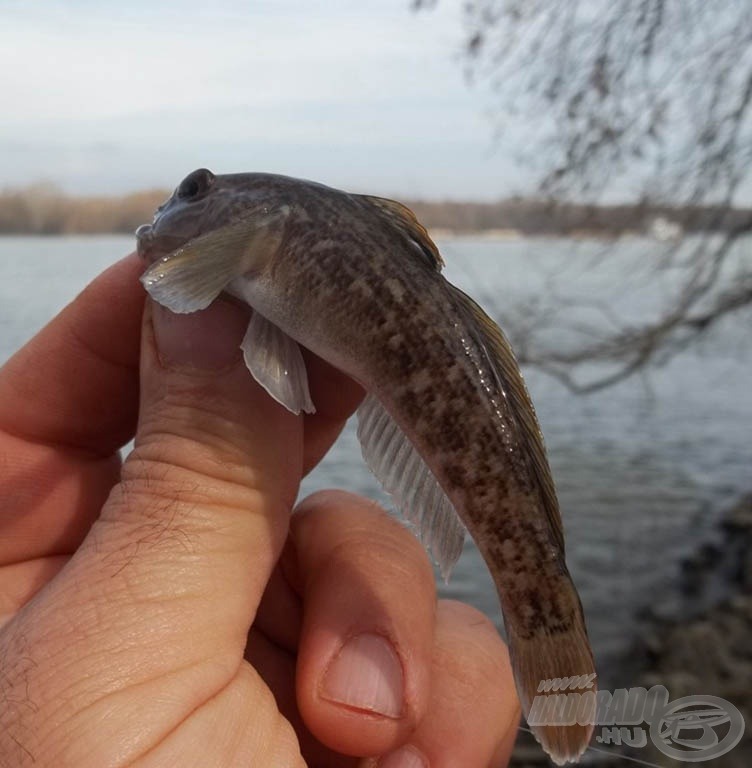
506;600;596;765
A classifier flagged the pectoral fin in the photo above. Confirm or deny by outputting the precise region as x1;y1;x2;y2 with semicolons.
241;313;315;415
140;209;288;314
357;393;465;580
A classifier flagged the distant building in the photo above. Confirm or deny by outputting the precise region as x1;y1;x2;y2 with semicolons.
648;216;683;241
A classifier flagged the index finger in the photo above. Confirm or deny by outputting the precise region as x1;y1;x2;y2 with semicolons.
0;253;144;456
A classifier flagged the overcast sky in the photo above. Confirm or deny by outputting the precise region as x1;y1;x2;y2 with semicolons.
0;0;536;200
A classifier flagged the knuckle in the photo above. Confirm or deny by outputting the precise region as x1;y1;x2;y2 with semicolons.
296;491;435;585
435;600;511;690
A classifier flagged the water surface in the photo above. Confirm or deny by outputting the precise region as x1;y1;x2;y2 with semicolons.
2;234;750;688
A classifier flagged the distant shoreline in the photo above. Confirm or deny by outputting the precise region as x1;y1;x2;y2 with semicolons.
0;228;691;243
2;184;750;238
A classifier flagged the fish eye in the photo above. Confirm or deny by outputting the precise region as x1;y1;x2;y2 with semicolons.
177;168;215;201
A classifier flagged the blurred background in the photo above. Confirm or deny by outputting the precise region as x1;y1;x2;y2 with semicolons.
1;1;750;765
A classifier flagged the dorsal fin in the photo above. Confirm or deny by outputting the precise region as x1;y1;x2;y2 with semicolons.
447;283;564;552
358;194;444;271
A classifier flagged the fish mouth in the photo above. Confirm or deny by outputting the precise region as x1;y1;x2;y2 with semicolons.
135;223;155;262
135;223;188;264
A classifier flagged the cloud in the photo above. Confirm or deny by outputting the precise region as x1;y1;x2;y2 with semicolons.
1;1;460;121
0;0;524;198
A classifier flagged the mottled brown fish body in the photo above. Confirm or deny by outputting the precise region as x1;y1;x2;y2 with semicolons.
265;201;575;615
241;192;582;617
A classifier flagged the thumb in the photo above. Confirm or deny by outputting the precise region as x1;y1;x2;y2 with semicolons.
113;297;303;636
78;298;303;757
85;297;303;746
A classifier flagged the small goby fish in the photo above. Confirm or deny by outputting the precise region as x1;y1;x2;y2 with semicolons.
136;168;596;764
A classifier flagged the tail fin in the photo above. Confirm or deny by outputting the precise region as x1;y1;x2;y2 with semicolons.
507;617;596;765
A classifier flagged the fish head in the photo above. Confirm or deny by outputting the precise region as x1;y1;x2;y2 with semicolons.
137;169;293;314
136;168;282;263
136;168;218;262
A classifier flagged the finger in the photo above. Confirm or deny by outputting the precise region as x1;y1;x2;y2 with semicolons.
291;491;436;758
0;432;121;564
244;627;358;768
7;297;307;764
301;349;365;475
0;555;68;626
0;252;144;455
371;601;520;768
0;253;143;565
115;296;302;621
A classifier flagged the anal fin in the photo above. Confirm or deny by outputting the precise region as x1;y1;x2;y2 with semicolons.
356;393;465;580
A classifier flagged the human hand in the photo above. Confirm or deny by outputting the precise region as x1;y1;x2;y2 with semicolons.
0;254;519;767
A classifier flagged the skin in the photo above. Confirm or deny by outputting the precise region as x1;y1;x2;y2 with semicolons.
0;253;519;767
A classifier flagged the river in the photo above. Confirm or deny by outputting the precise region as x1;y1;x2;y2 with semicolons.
1;233;750;689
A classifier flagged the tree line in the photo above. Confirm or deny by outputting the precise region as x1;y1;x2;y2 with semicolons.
0;184;167;235
2;183;750;237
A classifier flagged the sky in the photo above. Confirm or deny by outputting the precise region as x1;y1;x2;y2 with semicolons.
0;0;532;200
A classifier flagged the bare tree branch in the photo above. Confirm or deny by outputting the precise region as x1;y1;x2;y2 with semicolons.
417;0;752;391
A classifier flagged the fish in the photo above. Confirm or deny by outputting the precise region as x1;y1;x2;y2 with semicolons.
136;168;596;764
